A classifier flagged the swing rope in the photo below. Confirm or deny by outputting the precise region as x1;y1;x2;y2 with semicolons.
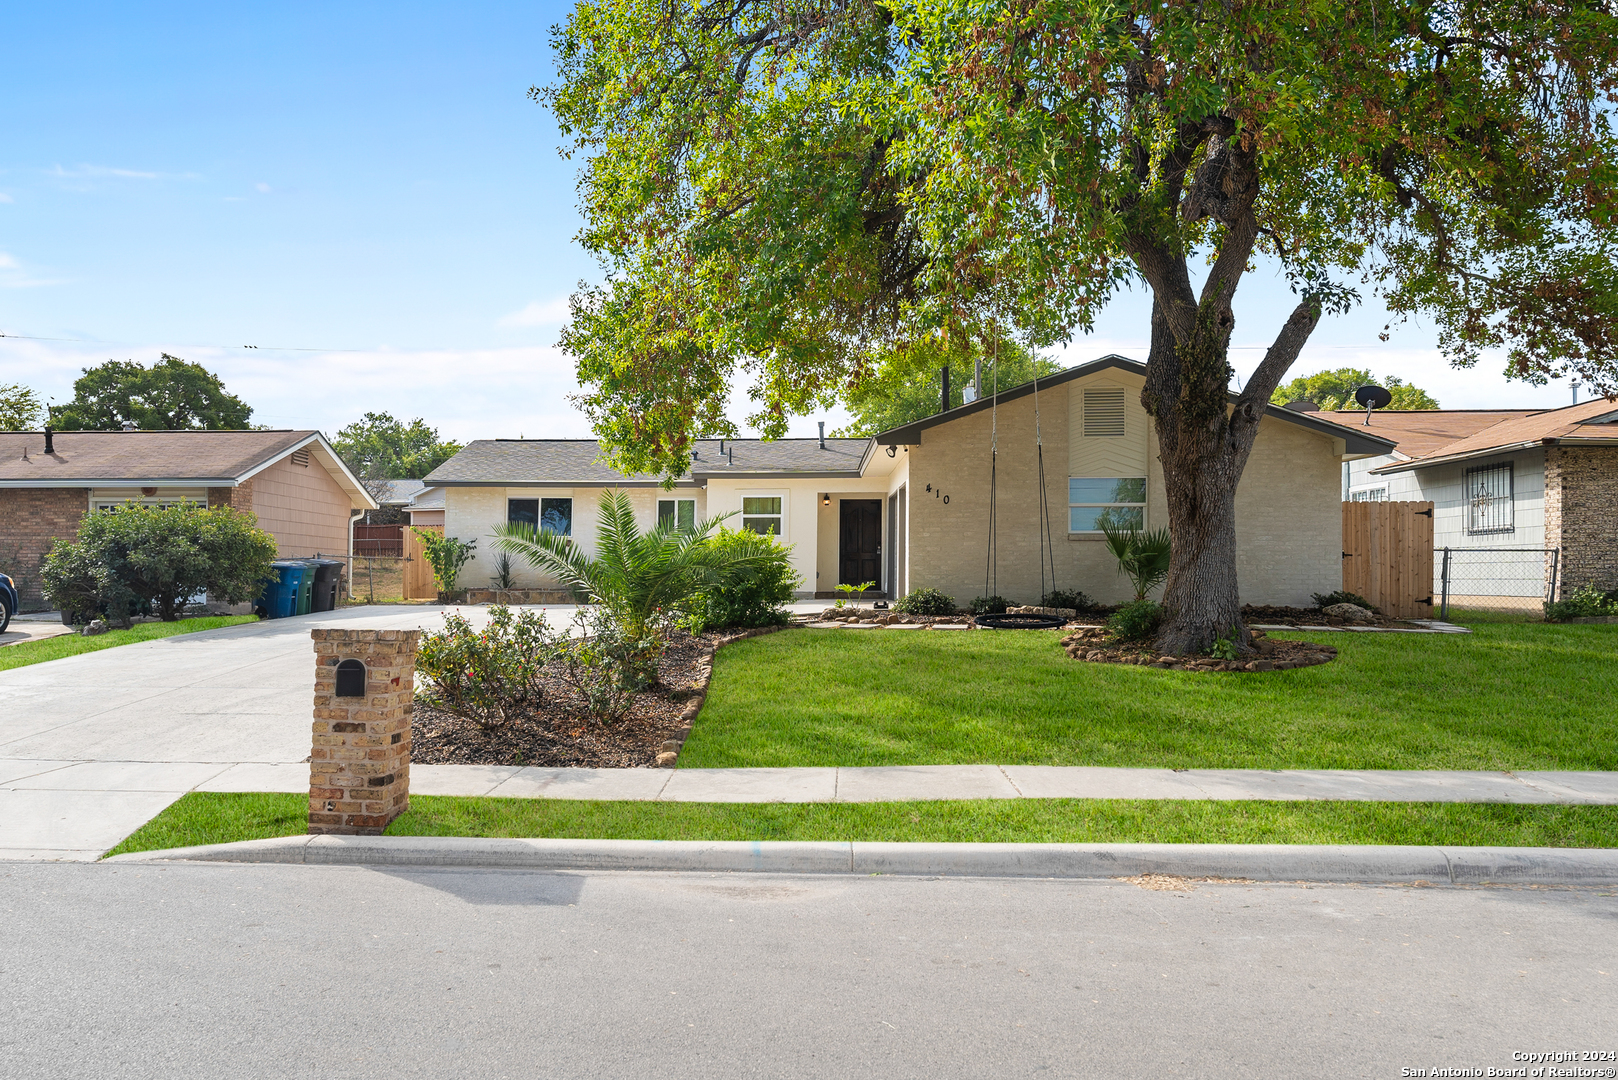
1032;365;1058;604
983;325;999;602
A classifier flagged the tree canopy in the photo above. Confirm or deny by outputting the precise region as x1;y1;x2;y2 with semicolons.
0;383;44;431
1272;369;1440;411
48;355;253;431
331;412;462;482
545;0;1618;649
833;333;1063;436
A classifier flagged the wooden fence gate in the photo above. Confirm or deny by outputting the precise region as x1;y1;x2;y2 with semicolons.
403;525;441;600
1341;501;1435;619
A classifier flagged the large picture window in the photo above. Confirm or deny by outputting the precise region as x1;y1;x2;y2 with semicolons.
508;497;572;535
658;498;696;531
1349;486;1389;502
1069;478;1146;533
741;496;783;536
1465;463;1514;534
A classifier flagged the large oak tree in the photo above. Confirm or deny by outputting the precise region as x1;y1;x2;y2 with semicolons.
544;0;1618;651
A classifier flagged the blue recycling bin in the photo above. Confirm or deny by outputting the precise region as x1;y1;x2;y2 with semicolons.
257;561;306;619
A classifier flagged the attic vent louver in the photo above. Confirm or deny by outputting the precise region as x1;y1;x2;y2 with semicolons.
1083;388;1127;437
291;448;311;468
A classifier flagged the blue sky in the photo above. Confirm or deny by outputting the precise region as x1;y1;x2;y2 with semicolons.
0;2;1583;443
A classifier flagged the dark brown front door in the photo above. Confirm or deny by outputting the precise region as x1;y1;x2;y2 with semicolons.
839;499;882;587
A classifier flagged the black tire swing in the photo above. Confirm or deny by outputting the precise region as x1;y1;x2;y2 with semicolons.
975;325;1065;631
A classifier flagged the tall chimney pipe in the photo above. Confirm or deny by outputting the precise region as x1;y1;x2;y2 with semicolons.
818;421;825;450
940;367;950;414
43;427;54;455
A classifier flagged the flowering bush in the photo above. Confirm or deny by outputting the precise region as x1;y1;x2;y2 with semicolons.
415;606;559;730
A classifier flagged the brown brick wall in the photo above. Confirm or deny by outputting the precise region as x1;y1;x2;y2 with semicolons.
1545;445;1618;594
206;481;254;512
308;629;418;835
0;488;89;609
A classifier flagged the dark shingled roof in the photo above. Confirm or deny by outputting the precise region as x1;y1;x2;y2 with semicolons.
424;438;874;486
0;429;319;484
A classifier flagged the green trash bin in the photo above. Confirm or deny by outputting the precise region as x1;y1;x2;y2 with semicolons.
294;561;314;615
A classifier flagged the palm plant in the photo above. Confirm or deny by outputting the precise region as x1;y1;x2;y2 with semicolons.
1099;522;1172;602
491;490;770;649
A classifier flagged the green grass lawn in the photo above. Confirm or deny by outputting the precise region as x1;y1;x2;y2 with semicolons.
104;792;1618;857
677;623;1616;771
0;615;258;673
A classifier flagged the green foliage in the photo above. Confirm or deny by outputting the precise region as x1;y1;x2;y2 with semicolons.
490;550;516;590
0;383;44;430
558;604;658;713
1041;589;1096;614
1106;600;1163;644
412;529;476;595
892;588;958;616
1312;590;1379;614
494;491;764;640
1272;369;1439;412
48;355;252;430
542;0;1618;482
832;333;1063;437
1100;524;1172;603
41;504;277;622
970;595;1010;616
835;580;877;607
416;607;558;731
1543;585;1618;622
1209;631;1241;662
332;412;462;482
686;526;801;631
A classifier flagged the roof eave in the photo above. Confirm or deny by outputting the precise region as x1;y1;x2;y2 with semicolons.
1370;440;1547;474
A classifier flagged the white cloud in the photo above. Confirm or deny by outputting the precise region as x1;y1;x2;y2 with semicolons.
498;295;572;327
0;253;17;269
255;182;271;194
0;192;13;203
0;251;63;289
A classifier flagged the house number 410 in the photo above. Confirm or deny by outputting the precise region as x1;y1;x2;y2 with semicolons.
925;484;949;505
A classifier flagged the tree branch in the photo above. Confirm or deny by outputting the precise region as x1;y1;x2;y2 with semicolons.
1233;298;1323;423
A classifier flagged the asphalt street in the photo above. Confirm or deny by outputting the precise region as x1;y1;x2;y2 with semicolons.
2;863;1613;1079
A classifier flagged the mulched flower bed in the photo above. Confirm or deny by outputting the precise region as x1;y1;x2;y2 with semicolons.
1239;604;1420;629
411;628;720;769
1060;625;1337;672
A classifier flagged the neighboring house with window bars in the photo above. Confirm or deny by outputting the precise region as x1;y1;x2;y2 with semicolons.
427;355;1396;605
0;429;375;608
1308;398;1618;596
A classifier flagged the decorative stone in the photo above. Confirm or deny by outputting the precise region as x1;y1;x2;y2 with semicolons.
81;619;108;637
1321;602;1374;623
656;751;678;768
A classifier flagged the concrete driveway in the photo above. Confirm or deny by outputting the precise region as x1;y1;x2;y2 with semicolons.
0;604;582;860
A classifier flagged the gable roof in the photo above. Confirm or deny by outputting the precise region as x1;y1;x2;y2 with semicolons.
376;479;428;505
1369;397;1618;474
424;437;875;487
0;429;377;508
1303;410;1534;458
873;354;1400;457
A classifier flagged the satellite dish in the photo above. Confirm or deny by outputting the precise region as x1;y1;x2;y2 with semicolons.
1355;385;1393;410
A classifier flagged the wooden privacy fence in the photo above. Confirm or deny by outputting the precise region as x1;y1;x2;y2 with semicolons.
403;525;441;600
1341;501;1435;619
353;524;404;557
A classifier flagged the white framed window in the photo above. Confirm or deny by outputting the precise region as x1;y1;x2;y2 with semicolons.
741;495;784;536
1069;478;1146;532
1349;486;1389;502
1466;463;1514;534
657;498;696;531
507;497;572;535
91;496;206;512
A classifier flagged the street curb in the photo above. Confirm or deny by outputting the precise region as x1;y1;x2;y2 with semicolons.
104;837;1618;884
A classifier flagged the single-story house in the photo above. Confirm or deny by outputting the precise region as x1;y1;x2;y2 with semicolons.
404;485;444;527
423;355;1397;607
0;429;376;608
1308;398;1618;598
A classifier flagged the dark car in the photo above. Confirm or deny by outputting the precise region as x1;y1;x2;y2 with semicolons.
0;572;18;634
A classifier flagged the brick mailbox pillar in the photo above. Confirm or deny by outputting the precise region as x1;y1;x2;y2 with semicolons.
309;628;420;835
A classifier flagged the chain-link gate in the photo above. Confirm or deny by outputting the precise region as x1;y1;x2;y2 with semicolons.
1438;547;1560;619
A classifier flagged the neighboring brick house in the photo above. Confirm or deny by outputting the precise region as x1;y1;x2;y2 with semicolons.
1310;398;1618;599
0;429;376;609
425;355;1396;606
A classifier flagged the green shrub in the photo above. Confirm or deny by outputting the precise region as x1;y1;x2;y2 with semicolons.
1312;589;1378;613
413;529;477;595
686;526;801;630
893;588;957;616
1100;523;1171;601
41;503;276;622
1106;599;1162;642
970;595;1011;615
1544;585;1618;622
416;606;558;730
557;605;653;718
1041;589;1096;613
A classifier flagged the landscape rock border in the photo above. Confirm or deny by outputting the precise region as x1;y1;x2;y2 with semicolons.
1060;626;1337;673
